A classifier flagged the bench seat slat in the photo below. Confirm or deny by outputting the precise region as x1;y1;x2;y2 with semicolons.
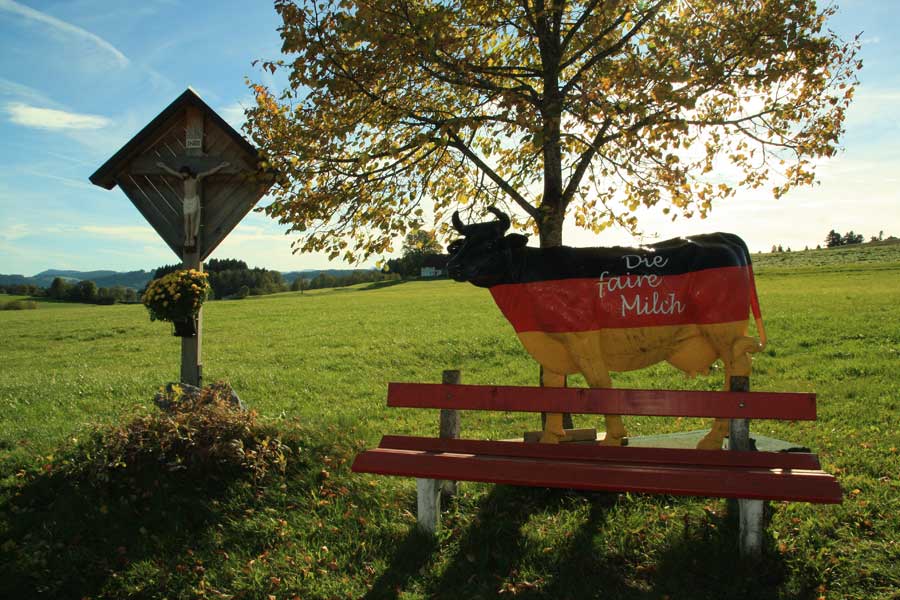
387;383;817;421
378;435;823;471
352;448;842;504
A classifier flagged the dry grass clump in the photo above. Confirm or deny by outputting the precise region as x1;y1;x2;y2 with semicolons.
70;381;289;484
1;300;37;310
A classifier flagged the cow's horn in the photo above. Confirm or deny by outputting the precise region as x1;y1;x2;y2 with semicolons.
451;210;469;234
488;207;511;232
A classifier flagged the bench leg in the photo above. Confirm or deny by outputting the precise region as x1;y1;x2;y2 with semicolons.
730;405;765;558
738;499;764;558
416;478;442;535
440;371;461;500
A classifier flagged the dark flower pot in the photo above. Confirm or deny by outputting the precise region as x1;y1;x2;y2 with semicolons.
172;318;197;337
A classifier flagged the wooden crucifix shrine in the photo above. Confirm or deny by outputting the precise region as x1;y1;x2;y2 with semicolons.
90;88;273;386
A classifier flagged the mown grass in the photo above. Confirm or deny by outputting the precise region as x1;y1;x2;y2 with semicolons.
752;239;900;272
1;244;898;599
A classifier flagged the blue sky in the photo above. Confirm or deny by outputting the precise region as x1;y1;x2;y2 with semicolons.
0;0;897;276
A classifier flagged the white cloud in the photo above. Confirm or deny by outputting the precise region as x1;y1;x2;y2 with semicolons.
208;221;364;271
562;147;900;254
844;87;900;129
6;103;110;130
0;0;129;67
0;222;29;243
20;168;95;190
0;77;51;105
41;150;99;168
221;224;285;244
80;225;161;243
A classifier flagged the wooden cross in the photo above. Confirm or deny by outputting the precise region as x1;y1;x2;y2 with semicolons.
90;89;273;387
154;159;229;252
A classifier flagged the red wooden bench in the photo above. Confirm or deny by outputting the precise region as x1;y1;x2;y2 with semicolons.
352;379;841;556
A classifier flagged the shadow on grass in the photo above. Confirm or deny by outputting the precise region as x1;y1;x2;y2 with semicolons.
418;487;637;600
650;507;819;600
534;494;656;599
534;496;818;599
367;487;819;600
0;463;247;599
362;485;552;600
421;485;542;599
362;529;438;600
360;279;407;291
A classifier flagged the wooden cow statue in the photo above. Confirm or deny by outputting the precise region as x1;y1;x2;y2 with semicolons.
447;207;767;448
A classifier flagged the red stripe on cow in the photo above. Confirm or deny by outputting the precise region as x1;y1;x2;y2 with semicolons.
489;265;753;333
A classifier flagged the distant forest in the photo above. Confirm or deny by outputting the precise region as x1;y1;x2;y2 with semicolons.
0;258;395;305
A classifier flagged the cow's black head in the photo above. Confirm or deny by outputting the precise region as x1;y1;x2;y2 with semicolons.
446;207;529;287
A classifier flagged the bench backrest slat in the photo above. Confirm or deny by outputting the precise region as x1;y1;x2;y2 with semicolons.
387;383;817;421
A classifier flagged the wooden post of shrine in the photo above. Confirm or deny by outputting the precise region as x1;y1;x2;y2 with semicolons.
181;105;204;386
90;89;273;387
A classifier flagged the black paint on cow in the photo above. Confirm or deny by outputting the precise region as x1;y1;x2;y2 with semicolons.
447;209;753;287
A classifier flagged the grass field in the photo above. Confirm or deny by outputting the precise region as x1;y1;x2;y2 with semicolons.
1;243;899;599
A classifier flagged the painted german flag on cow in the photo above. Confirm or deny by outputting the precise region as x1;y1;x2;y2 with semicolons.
487;233;763;335
448;212;765;380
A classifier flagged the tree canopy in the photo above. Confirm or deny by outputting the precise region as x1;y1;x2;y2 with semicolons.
246;0;860;259
384;230;444;277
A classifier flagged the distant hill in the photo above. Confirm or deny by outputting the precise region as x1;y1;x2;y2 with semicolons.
92;271;154;290
281;269;378;284
0;267;378;290
32;269;118;287
0;274;33;287
0;270;154;290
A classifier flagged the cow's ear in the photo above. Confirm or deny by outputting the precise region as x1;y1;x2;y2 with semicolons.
505;233;529;249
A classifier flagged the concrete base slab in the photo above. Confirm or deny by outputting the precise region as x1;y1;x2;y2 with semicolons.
627;429;810;452
509;429;809;452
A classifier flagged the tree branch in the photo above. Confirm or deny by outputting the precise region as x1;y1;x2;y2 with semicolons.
446;132;538;219
561;116;613;204
560;0;609;55
560;0;668;97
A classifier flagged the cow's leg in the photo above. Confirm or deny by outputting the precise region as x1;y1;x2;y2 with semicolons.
575;366;626;446
539;370;568;444
697;335;758;450
567;336;626;446
589;373;627;447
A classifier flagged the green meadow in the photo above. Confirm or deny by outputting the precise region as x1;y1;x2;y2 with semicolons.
1;243;898;599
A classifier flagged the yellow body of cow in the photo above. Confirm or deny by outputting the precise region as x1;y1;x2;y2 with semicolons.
519;321;764;448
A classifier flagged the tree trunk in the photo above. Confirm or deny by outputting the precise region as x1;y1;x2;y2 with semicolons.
536;202;574;430
536;16;574;430
538;203;565;248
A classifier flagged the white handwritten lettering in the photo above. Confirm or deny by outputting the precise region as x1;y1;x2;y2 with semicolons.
620;292;685;318
597;272;661;298
623;254;669;270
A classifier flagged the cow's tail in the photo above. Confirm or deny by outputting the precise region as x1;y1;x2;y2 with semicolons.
748;264;767;351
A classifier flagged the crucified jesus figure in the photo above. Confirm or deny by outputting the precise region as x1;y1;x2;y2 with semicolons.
156;161;230;250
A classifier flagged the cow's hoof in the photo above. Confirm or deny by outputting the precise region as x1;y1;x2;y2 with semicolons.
696;435;725;450
599;435;626;447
